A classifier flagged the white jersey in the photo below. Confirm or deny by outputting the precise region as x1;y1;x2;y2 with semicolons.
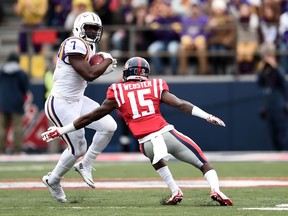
51;36;95;99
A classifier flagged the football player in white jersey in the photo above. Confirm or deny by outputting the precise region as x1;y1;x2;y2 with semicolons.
42;12;117;203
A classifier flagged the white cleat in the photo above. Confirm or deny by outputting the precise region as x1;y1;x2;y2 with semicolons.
42;173;67;203
74;161;95;188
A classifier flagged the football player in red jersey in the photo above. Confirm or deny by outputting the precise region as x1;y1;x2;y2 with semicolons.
41;57;233;206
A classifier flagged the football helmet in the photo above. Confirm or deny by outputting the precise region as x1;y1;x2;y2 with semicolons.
73;12;103;44
123;57;150;81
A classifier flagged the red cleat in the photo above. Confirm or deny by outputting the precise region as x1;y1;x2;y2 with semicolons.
210;190;233;206
162;189;183;205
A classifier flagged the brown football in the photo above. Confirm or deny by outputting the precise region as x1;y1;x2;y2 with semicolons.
89;54;104;65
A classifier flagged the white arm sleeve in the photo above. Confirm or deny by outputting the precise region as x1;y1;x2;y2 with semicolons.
58;123;76;135
191;106;209;119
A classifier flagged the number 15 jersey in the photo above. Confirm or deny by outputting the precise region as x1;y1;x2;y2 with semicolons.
106;79;170;139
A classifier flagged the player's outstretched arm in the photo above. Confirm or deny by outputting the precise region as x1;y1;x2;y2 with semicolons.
41;99;118;142
161;91;225;127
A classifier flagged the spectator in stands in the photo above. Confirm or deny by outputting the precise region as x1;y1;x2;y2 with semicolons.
64;0;92;33
235;2;259;74
92;0;114;51
14;0;48;54
109;0;133;58
45;0;72;47
257;44;288;151
45;0;72;27
206;0;236;74
171;0;194;16
258;4;278;49
0;52;30;154
178;0;209;75
147;1;181;75
278;6;288;74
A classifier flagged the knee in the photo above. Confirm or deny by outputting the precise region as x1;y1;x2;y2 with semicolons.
73;138;87;157
103;119;118;133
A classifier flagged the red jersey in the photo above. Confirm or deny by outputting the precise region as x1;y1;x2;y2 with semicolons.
106;79;169;139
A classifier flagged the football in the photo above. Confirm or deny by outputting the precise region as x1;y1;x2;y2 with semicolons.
89;54;104;65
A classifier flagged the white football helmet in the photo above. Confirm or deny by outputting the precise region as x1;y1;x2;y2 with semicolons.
73;12;103;44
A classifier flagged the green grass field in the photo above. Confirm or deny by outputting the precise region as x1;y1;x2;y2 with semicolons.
0;160;288;216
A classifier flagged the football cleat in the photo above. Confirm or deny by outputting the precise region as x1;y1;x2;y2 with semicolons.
74;161;95;188
42;173;67;203
161;189;183;205
210;190;233;206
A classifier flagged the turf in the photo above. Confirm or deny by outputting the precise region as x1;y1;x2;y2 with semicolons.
0;161;288;216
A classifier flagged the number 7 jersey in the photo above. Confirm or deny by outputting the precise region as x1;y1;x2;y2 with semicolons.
106;79;169;139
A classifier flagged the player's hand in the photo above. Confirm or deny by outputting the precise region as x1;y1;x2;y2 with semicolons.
41;126;62;142
103;58;117;75
97;51;114;61
206;114;226;127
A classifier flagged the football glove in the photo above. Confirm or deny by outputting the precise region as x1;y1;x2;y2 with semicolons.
103;58;117;75
41;126;62;142
206;114;226;127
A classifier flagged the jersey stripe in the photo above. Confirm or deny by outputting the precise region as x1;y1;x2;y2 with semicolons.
159;79;163;99
46;96;75;154
153;79;158;98
170;129;208;163
137;57;142;75
58;41;66;60
117;83;125;104
112;83;121;107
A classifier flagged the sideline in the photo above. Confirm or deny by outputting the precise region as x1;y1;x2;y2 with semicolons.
0;151;288;162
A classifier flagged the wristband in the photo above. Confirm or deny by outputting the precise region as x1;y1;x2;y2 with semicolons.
58;123;76;135
191;106;209;119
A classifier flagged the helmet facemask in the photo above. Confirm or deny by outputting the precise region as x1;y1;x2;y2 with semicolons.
81;24;103;44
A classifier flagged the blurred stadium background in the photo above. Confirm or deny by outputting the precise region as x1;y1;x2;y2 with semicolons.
0;0;287;153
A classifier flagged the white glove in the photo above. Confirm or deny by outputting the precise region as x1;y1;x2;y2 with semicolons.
41;126;62;142
206;114;226;127
97;51;114;61
103;58;117;75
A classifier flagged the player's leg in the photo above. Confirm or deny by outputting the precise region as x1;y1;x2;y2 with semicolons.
164;129;233;206
74;96;117;188
140;140;183;205
43;96;87;202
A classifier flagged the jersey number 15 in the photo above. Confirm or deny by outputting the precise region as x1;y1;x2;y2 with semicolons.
127;89;155;119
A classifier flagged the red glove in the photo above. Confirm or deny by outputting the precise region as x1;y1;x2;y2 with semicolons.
41;126;61;142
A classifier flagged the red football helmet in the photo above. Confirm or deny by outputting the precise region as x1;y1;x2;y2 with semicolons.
123;57;150;82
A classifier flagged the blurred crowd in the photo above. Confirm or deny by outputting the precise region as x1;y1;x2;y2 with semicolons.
7;0;288;75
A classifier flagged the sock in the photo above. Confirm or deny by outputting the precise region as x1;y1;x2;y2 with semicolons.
156;166;179;193
204;169;220;192
49;148;78;184
81;131;113;168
